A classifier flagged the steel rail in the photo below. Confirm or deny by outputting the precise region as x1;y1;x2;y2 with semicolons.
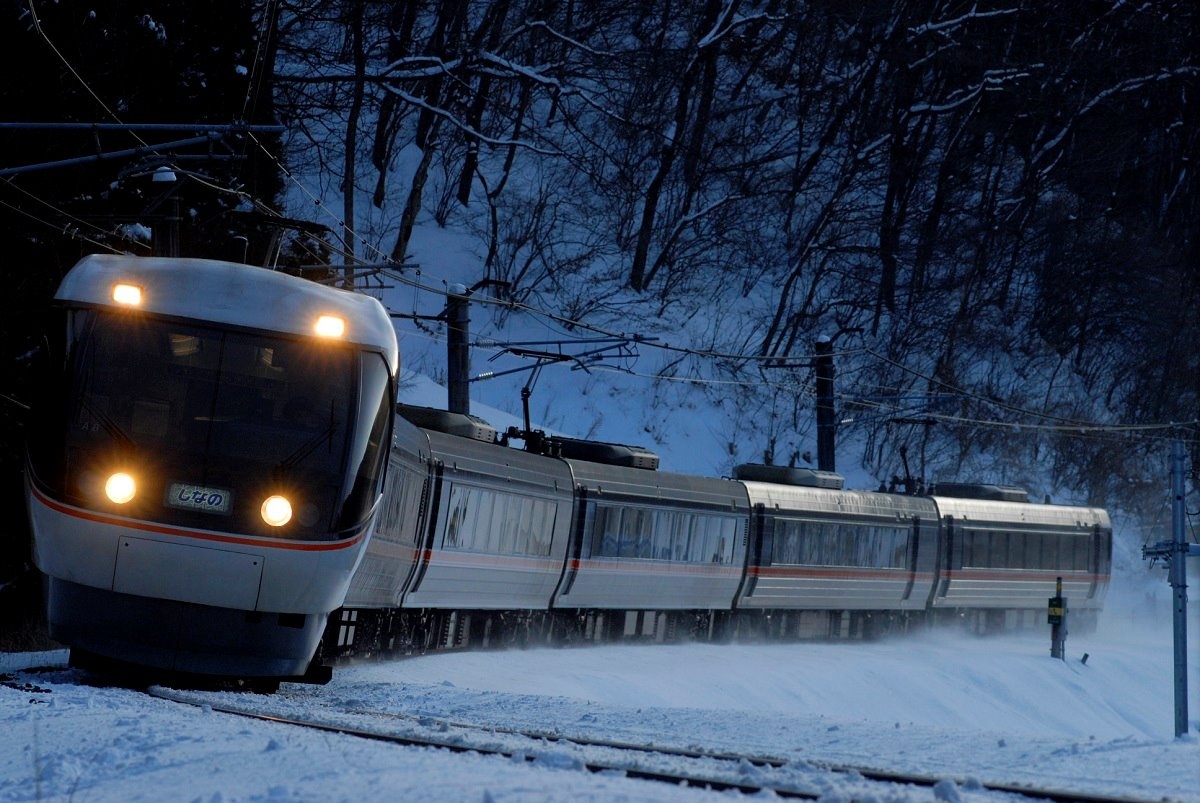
148;686;1169;803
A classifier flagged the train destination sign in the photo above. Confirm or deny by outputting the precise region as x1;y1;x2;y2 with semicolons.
167;482;232;514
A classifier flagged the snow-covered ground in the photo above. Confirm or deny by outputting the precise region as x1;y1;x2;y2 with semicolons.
1;586;1196;803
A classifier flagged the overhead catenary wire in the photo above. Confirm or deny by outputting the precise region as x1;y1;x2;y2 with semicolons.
0;189;139;255
19;9;1196;447
380;268;1200;441
12;7;292;254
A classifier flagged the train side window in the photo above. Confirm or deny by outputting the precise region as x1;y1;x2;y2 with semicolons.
642;510;657;558
461;487;483;549
533;499;557;557
867;527;882;567
833;523;849;565
891;528;909;568
690;517;708;561
700;517;718;562
1006;531;1023;569
651;510;673;559
801;522;821;564
962;530;983;568
790;521;806;564
390;463;424;546
578;504;595;558
811;522;826;564
520;497;538;556
869;526;885;566
518;497;537;555
1023;532;1041;570
778;520;801;564
959;530;972;567
601;505;621;557
711;520;724;564
849;527;863;565
497;493;516;553
638;509;656;558
721;518;738;563
1046;532;1065;568
471;489;496;551
1072;535;1088;570
609;508;627;557
671;513;688;561
470;490;489;551
988;530;1007;568
444;485;466;548
594;504;610;557
479;491;498;551
497;494;519;554
796;522;812;564
684;517;703;561
515;498;535;555
614;508;635;558
856;526;876;567
819;523;839;565
523;499;540;556
588;505;606;557
799;521;816;564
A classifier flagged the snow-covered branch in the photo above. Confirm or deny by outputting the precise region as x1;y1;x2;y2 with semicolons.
379;83;564;157
1035;66;1200;175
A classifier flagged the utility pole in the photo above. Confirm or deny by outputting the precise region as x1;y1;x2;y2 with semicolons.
1142;438;1199;738
446;284;471;415
814;336;836;473
148;165;181;258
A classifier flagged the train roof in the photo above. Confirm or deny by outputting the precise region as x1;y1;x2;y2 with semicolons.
56;254;399;375
739;479;939;519
929;494;1111;529
565;457;749;511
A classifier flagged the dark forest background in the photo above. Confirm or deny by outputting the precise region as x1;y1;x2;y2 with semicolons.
1;0;1196;645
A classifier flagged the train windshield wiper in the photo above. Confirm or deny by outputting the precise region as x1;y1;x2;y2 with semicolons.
79;396;135;448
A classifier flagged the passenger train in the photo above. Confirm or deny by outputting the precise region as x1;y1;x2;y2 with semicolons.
25;255;1112;686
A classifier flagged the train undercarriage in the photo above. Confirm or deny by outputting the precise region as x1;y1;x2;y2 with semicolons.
323;604;1096;665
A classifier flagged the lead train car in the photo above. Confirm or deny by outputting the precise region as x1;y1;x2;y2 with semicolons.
26;255;398;682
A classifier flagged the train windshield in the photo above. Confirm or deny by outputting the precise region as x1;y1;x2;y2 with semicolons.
32;308;391;540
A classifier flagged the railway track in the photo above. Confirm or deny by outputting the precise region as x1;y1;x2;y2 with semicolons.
148;686;1162;803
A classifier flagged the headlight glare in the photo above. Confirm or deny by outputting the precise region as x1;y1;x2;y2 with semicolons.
105;472;136;504
314;315;345;338
112;283;143;306
261;495;293;527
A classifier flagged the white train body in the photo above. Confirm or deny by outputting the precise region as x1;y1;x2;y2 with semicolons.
26;255;397;679
335;411;1110;652
736;482;940;611
928;495;1111;610
28;256;1113;682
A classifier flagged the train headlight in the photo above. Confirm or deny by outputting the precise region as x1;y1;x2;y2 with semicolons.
105;472;137;504
314;315;345;338
260;495;293;527
111;283;143;306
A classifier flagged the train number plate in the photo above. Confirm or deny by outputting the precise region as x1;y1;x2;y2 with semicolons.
166;482;232;515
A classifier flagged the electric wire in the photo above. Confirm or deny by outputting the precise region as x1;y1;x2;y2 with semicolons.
0;189;137;255
16;7;1199;446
